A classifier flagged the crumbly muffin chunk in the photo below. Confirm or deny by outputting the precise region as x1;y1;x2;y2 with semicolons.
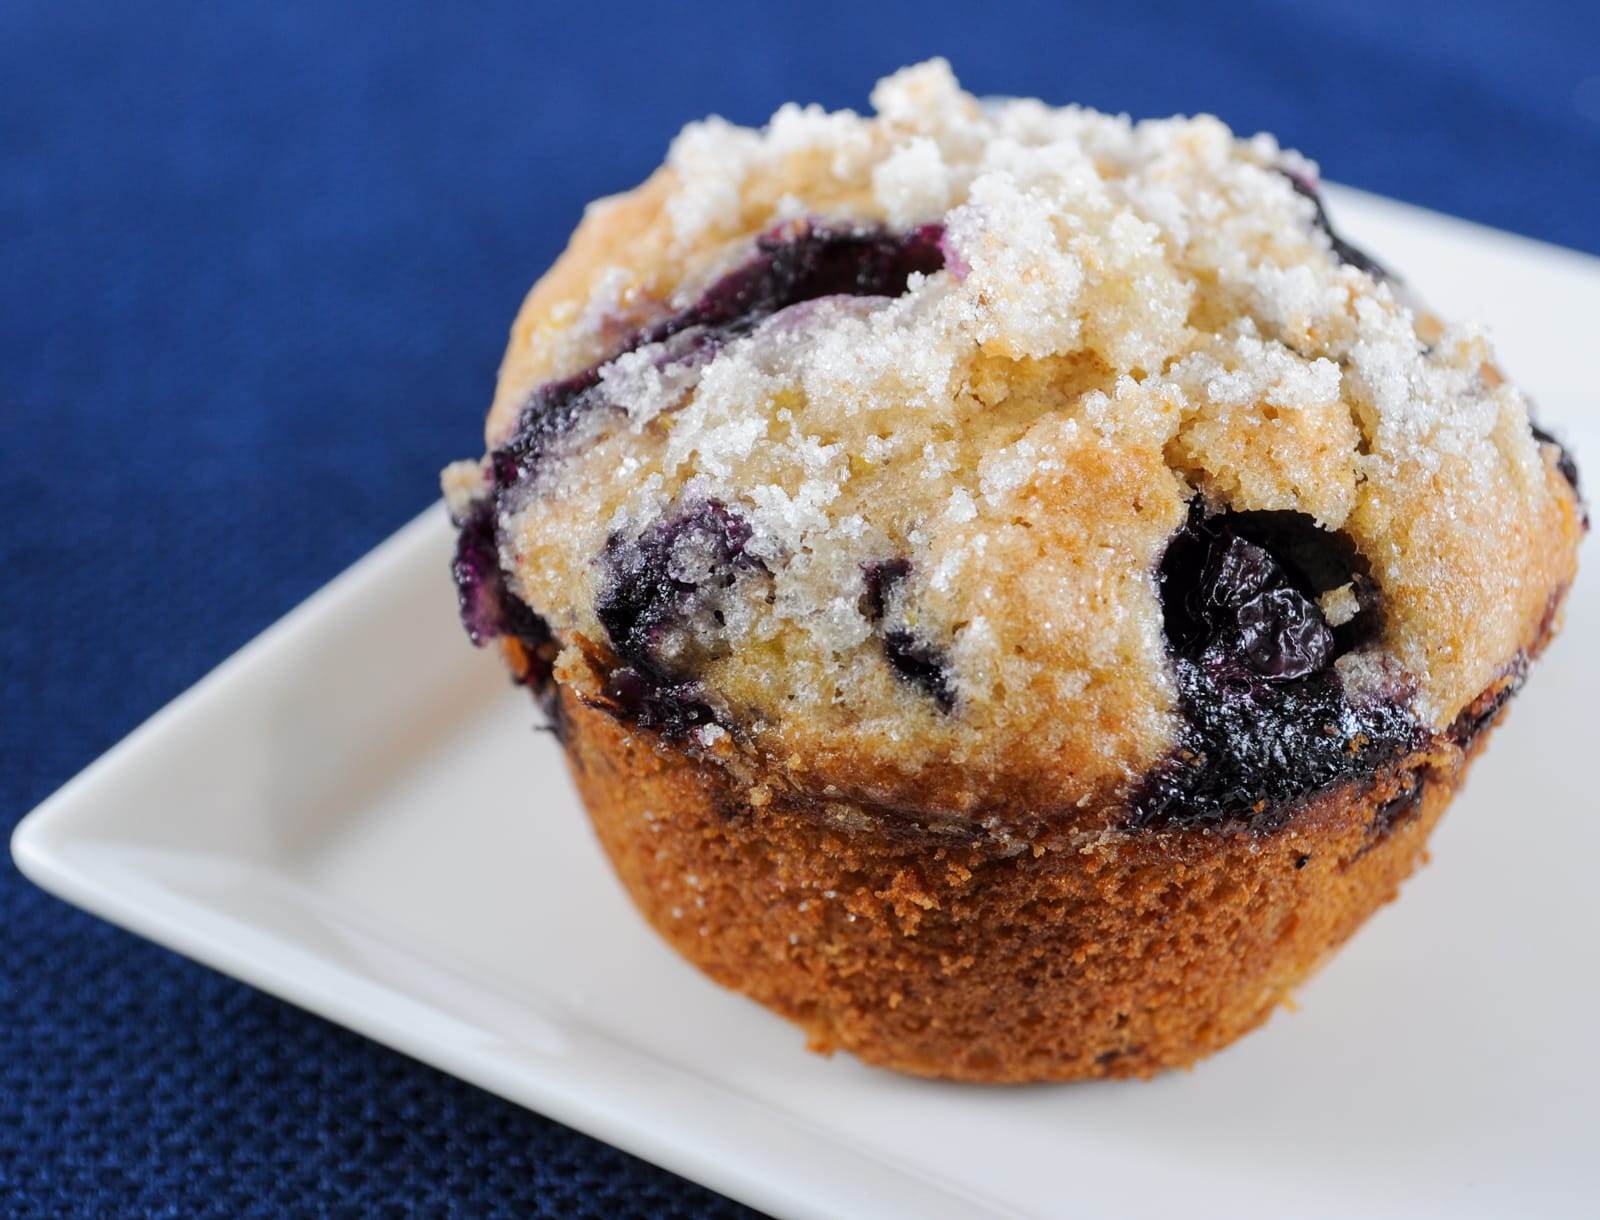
447;60;1582;823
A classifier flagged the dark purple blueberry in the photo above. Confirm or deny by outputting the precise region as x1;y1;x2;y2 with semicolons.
490;368;607;490
601;664;717;736
451;500;509;647
1448;659;1527;749
604;664;651;711
489;222;946;492
1531;422;1583;500
588;499;748;736
860;557;912;622
1370;774;1426;839
882;629;956;713
1279;169;1392;280
1231;584;1336;680
595;499;762;687
1162;513;1337;682
859;557;956;711
665;222;945;335
1132;503;1421;832
1200;534;1277;613
448;498;557;687
1130;657;1421;833
1227;509;1371;598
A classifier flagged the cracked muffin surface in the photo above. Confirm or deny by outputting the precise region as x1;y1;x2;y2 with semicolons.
445;58;1582;830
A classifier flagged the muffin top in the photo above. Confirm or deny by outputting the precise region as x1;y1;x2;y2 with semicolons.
446;60;1582;827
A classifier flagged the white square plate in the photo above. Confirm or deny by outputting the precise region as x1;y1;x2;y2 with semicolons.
14;188;1600;1220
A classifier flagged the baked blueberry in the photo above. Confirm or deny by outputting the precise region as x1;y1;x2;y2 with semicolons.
881;629;957;712
1532;422;1582;498
1134;506;1421;831
1279;168;1391;279
599;664;718;737
596;499;761;685
489;222;946;492
860;557;912;623
449;498;555;681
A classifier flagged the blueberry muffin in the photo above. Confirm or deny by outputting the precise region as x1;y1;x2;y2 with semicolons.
444;61;1584;1082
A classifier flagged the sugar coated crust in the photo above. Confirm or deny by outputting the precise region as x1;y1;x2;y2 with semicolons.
447;62;1583;1079
455;60;1581;820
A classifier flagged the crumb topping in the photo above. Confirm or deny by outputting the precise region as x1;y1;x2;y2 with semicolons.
458;60;1581;816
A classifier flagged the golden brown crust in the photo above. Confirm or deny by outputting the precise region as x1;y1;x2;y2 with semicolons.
559;684;1478;1082
515;592;1562;1084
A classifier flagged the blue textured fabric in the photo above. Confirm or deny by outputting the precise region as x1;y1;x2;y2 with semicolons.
4;2;1597;1214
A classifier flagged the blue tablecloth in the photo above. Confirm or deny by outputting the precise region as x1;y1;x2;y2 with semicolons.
4;2;1596;1214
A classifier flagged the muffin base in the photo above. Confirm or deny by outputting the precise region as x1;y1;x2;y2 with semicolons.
548;673;1515;1084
